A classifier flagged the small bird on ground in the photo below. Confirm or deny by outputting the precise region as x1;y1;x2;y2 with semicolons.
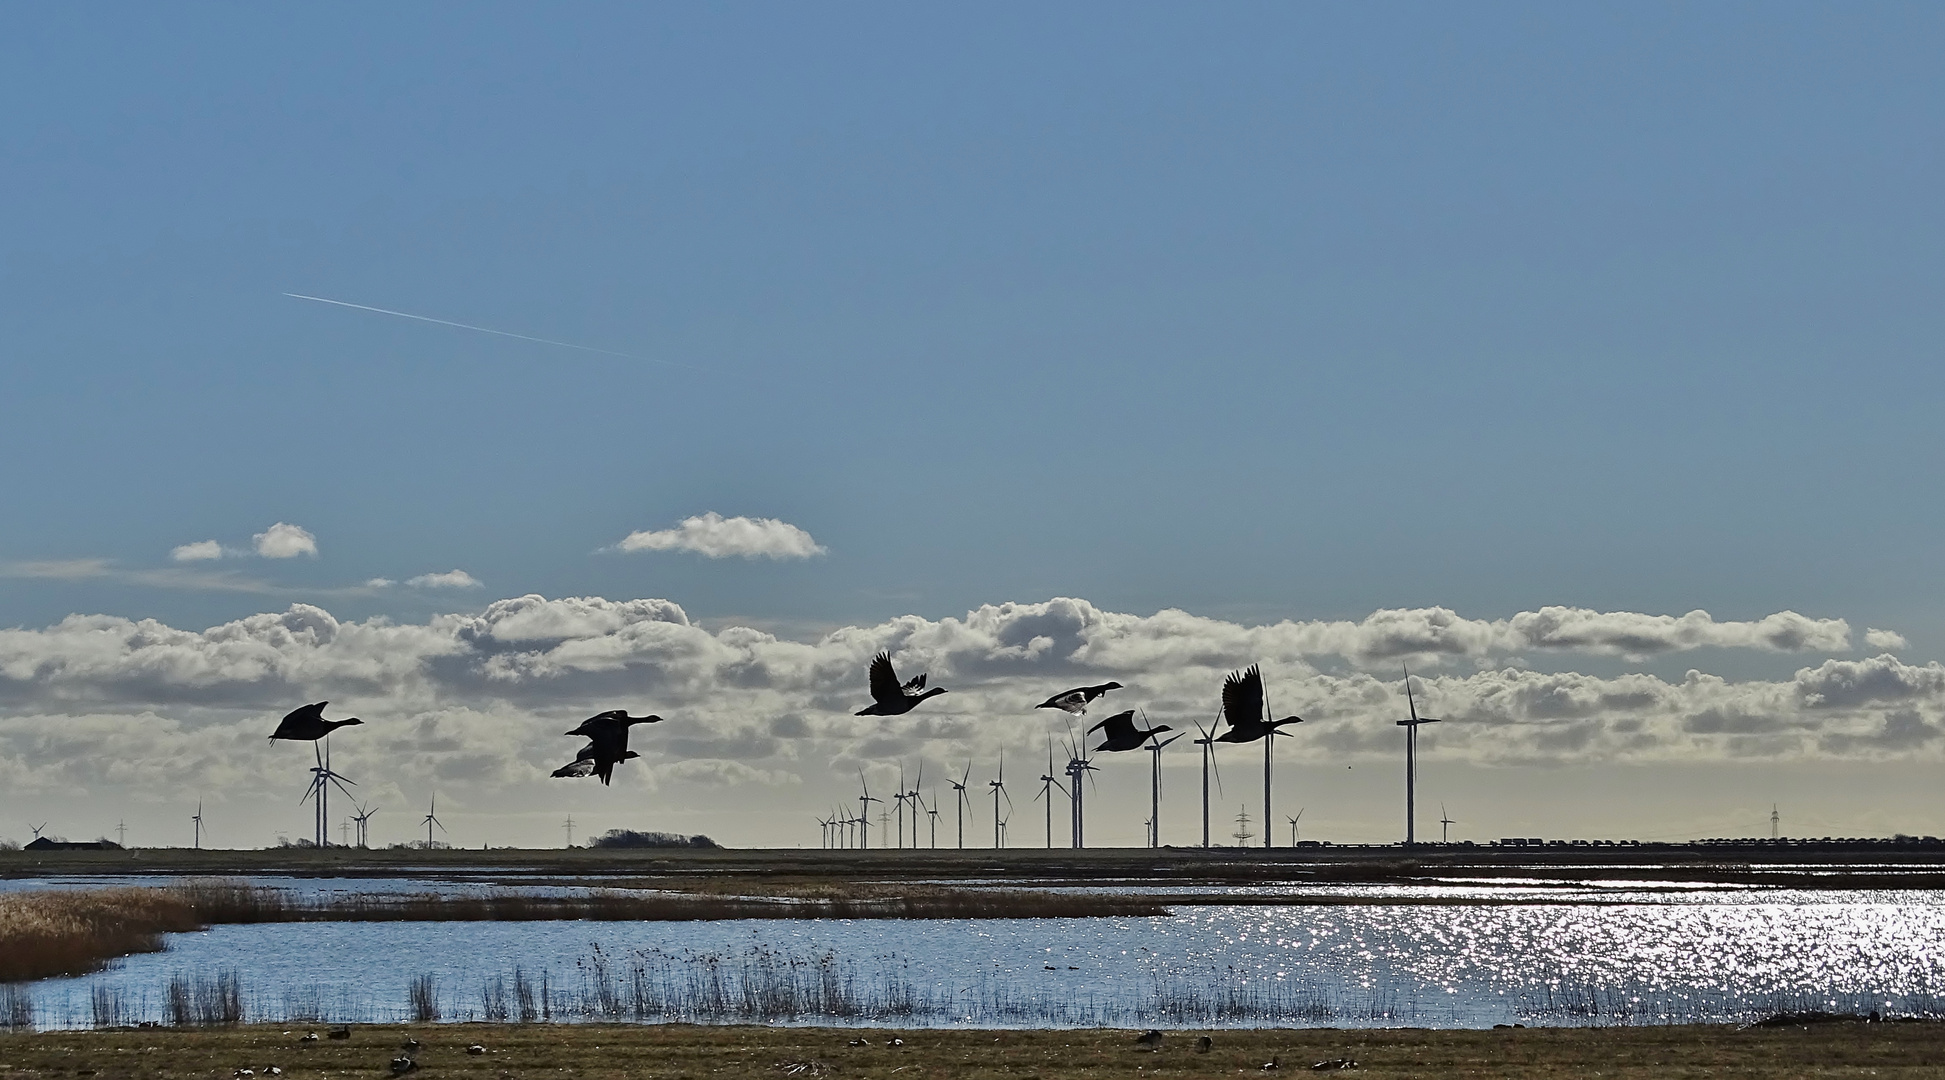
466;1044;486;1055
1135;1029;1164;1047
389;1056;418;1076
1196;1035;1213;1054
1260;1057;1280;1071
1035;682;1123;715
398;1038;419;1050
298;1033;318;1044
1089;710;1174;753
269;702;363;742
1309;1059;1358;1071
855;652;947;716
1215;666;1302;744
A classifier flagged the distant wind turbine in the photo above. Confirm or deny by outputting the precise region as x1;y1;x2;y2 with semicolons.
1397;666;1442;844
422;795;446;848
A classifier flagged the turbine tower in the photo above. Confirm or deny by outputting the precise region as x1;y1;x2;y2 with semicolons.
1439;803;1455;844
1287;808;1303;847
190;804;202;850
1397;666;1441;844
351;803;378;848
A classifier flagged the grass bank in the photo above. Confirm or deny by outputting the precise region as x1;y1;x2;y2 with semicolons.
2;1020;1942;1079
0;882;1166;984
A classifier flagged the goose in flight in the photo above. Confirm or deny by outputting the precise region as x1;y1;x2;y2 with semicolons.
269;702;364;742
560;710;662;786
1035;682;1123;715
856;652;948;716
563;710;664;740
1214;665;1302;743
1089;709;1174;753
551;746;640;782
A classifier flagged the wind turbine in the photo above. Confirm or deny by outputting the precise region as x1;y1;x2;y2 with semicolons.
351;803;378;848
1144;720;1184;848
301;740;357;848
988;755;1011;848
1063;735;1099;848
1397;666;1441;844
1287;808;1304;847
906;762;928;849
948;761;974;848
927;795;940;848
1192;720;1223;848
857;769;880;851
1033;738;1068;849
421;795;446;848
29;823;46;842
1439;803;1455;844
190;804;202;850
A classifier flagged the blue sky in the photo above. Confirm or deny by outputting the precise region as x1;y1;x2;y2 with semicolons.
2;4;1942;847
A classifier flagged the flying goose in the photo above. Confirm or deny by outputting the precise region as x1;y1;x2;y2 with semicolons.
550;747;641;781
855;652;947;716
1214;665;1302;743
269;702;364;742
1088;710;1174;753
1035;682;1123;715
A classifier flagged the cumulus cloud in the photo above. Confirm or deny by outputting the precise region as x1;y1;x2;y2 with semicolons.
252;522;318;559
407;570;483;589
1866;628;1909;652
170;540;224;562
614;512;826;560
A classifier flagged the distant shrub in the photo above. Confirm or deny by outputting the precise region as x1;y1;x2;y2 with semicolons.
0;840;19;852
588;830;720;850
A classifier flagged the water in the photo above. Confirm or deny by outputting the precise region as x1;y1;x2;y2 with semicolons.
18;887;1945;1030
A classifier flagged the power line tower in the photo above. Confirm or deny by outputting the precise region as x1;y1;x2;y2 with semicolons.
563;814;575;847
1231;806;1254;847
116;820;127;847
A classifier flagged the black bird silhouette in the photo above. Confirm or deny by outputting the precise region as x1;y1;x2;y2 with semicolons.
551;747;641;781
563;709;663;740
1089;710;1174;753
269;702;364;741
1035;682;1123;715
1214;665;1302;743
856;652;947;716
559;710;662;787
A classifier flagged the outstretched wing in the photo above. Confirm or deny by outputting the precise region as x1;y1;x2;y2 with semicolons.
270;701;328;739
868;652;902;705
1221;666;1264;729
902;672;927;694
1092;710;1138;743
551;758;596;778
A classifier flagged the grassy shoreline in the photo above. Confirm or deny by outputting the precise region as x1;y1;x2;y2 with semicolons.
4;1020;1942;1078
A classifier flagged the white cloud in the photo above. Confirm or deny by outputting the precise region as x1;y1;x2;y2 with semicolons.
365;578;397;589
0;559;113;580
614;512;826;560
170;540;224;562
252;522;318;559
407;570;483;589
1866;628;1909;652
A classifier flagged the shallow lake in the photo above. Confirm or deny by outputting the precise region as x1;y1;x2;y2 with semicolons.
19;886;1945;1030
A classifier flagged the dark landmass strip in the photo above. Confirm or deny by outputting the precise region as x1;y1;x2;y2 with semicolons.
7;839;1945;892
2;1020;1942;1079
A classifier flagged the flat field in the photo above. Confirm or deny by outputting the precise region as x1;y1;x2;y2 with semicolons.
2;1021;1942;1079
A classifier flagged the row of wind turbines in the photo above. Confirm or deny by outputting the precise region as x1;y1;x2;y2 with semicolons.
819;662;1452;850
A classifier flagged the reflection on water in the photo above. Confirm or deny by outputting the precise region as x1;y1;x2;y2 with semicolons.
19;892;1945;1030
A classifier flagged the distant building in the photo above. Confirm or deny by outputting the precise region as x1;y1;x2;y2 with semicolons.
23;838;124;851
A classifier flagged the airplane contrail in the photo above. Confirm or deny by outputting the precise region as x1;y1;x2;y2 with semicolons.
283;292;684;366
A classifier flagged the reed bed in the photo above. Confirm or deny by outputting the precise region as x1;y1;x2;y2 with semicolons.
0;888;203;983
